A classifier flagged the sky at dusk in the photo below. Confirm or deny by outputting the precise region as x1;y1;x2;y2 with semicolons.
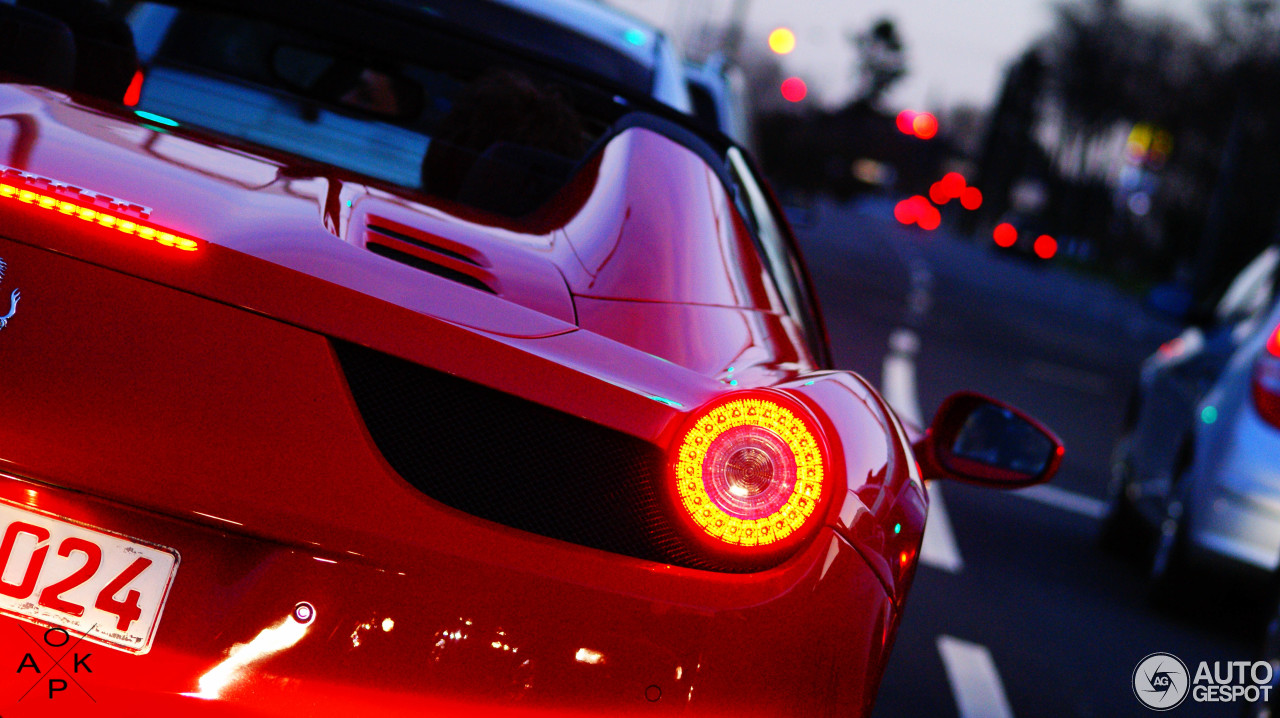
607;0;1208;112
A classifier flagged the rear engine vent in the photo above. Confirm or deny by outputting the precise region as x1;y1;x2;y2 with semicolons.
333;340;732;571
364;219;496;294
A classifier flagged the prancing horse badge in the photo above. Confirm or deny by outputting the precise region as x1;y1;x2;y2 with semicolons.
0;258;20;331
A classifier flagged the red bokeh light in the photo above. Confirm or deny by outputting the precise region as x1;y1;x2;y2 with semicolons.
894;199;915;225
960;186;983;210
780;77;808;103
1034;234;1058;259
929;182;949;206
1268;323;1280;358
895;196;941;228
918;205;941;230
940;172;966;198
908;195;931;221
912;113;938;139
896;110;918;135
993;223;1017;248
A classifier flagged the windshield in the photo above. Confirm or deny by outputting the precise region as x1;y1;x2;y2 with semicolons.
124;1;628;216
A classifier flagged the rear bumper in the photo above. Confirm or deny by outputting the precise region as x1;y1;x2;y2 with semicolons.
0;471;893;717
1187;482;1280;574
1186;414;1280;574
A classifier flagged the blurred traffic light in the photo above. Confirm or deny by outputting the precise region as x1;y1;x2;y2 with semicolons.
918;204;941;230
768;27;797;55
929;182;949;205
993;223;1017;247
912;113;938;139
1034;235;1058;259
896;110;938;139
894;196;940;230
781;77;807;102
940;172;965;198
895;110;916;135
927;172;982;212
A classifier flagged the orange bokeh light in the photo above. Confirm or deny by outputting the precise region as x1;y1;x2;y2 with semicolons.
912;113;938;140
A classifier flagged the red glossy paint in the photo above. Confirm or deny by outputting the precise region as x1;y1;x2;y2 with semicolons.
0;76;1055;718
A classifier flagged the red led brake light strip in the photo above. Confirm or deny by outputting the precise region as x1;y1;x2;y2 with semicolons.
0;180;199;252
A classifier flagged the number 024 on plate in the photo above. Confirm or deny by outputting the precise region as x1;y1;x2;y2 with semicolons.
0;500;180;654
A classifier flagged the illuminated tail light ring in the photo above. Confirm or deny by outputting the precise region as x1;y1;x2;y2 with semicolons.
674;396;827;549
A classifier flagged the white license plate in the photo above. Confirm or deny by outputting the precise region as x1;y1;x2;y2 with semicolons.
0;500;179;654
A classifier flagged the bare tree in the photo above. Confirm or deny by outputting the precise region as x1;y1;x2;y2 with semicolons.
850;18;906;107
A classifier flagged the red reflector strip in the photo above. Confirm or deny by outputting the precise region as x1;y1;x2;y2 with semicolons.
0;183;198;252
123;69;144;107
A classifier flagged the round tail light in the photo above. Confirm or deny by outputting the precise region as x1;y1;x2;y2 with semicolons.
672;396;828;550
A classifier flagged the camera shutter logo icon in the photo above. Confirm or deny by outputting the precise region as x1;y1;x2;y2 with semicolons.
1133;652;1189;710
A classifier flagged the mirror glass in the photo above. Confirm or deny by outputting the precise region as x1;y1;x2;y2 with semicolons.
947;403;1054;477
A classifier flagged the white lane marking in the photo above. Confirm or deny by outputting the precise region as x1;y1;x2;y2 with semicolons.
888;327;921;356
1021;360;1109;396
919;483;964;573
906;263;933;321
882;353;922;428
883;327;962;573
1014;484;1107;520
882;346;922;429
908;289;933;317
937;635;1015;718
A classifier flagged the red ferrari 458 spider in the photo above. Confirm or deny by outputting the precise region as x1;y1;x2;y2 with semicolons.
0;1;1061;716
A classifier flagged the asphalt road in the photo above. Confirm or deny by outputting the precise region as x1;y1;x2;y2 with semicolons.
789;197;1260;718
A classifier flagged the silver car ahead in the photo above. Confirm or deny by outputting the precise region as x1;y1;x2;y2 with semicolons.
1103;245;1280;592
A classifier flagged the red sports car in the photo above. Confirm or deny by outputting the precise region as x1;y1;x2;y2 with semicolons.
0;1;1061;716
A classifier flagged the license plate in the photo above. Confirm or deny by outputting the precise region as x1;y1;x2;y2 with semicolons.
0;500;179;654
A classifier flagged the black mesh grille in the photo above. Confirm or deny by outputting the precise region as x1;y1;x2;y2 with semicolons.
332;340;729;570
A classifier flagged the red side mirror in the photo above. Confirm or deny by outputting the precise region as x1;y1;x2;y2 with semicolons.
913;392;1064;487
